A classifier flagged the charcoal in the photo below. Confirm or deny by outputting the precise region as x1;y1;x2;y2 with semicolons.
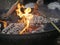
2;23;25;34
2;23;14;34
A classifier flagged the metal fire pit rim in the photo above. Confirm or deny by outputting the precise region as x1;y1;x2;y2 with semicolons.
0;29;58;36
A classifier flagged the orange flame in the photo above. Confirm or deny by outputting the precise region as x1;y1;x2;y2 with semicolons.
16;3;24;18
0;20;7;28
16;3;33;34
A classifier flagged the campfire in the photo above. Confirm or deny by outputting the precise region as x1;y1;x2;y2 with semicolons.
16;3;34;34
1;1;59;34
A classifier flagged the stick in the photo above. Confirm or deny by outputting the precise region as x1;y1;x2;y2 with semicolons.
50;21;60;32
6;1;19;16
2;1;19;18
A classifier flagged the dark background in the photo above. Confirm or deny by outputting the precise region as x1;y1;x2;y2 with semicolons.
0;0;59;10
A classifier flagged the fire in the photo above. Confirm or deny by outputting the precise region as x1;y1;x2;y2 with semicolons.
24;7;31;14
0;20;7;28
16;3;24;18
16;3;33;34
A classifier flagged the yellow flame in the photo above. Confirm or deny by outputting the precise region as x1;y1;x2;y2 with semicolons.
24;7;31;14
16;3;24;18
16;3;33;34
20;20;29;34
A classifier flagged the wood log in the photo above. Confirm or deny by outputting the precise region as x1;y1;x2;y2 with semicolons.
2;1;19;19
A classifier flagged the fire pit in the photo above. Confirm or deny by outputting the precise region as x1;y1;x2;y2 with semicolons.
0;0;60;45
0;2;46;34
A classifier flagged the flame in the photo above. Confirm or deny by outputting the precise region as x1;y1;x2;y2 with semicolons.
0;20;7;28
16;3;24;18
24;7;31;14
16;3;33;34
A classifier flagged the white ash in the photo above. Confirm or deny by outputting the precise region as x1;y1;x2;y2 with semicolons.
43;17;59;23
30;15;59;24
2;23;25;34
25;3;35;8
47;2;60;10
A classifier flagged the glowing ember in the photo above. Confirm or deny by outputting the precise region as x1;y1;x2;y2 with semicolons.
0;20;7;28
16;3;33;34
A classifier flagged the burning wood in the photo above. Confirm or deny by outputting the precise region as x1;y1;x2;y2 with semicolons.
15;3;45;34
1;15;45;34
1;2;60;34
1;2;45;34
1;1;19;19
